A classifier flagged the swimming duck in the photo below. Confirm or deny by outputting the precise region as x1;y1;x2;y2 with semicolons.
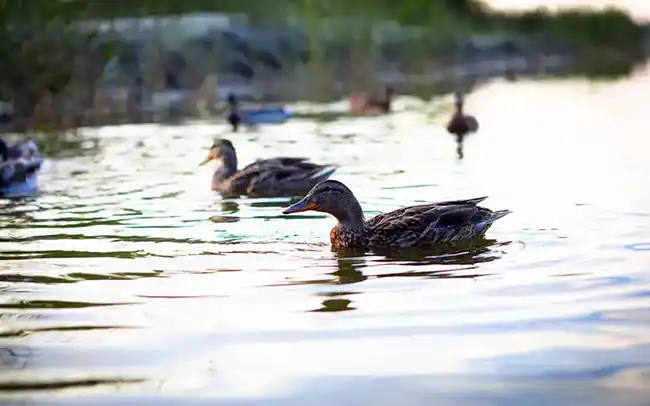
199;139;337;198
349;86;394;115
225;94;242;131
446;91;478;138
225;94;289;132
282;180;510;249
0;138;44;197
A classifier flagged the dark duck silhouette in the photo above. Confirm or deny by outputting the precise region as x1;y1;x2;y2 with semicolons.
446;91;478;159
446;91;478;136
282;180;510;249
225;94;242;132
224;93;289;131
199;139;337;198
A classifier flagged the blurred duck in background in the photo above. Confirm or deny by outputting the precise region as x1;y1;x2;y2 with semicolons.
225;93;290;132
446;91;479;159
349;85;394;115
199;138;337;198
0;138;44;198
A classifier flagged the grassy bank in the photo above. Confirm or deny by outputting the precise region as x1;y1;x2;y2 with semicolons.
2;0;644;47
8;1;642;43
0;0;646;132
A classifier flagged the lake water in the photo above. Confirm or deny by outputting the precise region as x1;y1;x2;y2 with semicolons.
2;64;650;406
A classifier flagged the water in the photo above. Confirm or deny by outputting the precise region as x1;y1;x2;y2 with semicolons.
2;65;650;406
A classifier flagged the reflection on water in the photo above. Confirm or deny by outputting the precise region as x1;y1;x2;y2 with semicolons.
2;64;650;405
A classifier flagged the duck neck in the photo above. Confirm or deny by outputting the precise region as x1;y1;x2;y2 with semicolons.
213;151;238;186
222;151;238;177
332;199;366;230
455;102;464;115
227;98;239;113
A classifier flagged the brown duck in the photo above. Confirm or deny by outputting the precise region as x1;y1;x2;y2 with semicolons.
446;91;478;138
282;180;510;249
199;139;337;198
349;86;394;115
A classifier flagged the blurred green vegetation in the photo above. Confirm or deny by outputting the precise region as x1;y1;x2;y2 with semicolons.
490;6;645;51
1;0;644;46
0;0;646;131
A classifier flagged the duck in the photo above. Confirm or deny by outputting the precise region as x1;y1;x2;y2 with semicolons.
199;138;337;198
225;94;289;132
282;180;510;249
446;91;478;138
349;85;394;115
0;138;44;198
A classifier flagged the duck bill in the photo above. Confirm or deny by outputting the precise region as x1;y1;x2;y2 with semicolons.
282;197;317;214
199;150;217;166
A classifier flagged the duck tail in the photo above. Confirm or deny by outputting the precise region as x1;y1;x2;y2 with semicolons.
475;209;511;234
487;209;512;223
310;165;337;181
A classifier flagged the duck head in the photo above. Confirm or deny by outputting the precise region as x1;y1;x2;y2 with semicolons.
283;180;365;227
226;93;238;107
199;138;237;167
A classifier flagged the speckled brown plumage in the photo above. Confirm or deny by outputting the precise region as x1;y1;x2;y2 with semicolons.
200;139;337;198
283;180;511;249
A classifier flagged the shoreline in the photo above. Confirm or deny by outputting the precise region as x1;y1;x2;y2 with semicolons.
0;51;644;135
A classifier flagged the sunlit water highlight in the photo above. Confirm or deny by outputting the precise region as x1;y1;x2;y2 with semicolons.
2;65;650;405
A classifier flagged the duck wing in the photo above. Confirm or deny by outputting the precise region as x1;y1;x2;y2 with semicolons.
0;158;41;187
446;113;466;134
366;197;507;247
241;157;311;171
447;113;478;135
246;163;337;197
0;140;43;188
5;140;40;160
223;159;336;197
465;115;479;132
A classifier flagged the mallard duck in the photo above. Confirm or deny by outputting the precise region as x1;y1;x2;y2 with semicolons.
282;180;510;249
0;138;44;198
349;86;394;115
199;139;337;198
226;94;289;132
446;91;478;137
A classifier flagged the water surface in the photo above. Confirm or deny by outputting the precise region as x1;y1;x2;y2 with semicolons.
2;65;650;405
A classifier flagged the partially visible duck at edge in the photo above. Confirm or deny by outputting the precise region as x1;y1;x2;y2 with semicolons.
446;91;479;138
199;138;337;198
349;85;394;115
0;138;44;198
282;180;511;249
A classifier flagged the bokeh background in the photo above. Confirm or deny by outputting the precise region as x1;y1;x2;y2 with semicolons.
2;1;650;406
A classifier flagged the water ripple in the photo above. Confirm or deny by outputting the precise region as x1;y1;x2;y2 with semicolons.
2;75;650;405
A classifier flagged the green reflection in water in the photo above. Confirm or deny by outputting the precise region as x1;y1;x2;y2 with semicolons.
0;274;77;284
0;250;149;260
0;378;144;392
0;325;137;338
0;300;137;309
311;298;356;312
